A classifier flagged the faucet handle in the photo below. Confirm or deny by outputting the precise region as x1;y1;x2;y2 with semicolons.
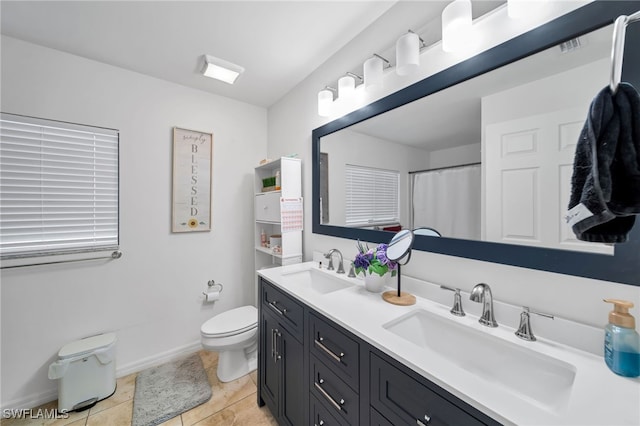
348;262;356;278
515;306;554;342
440;285;465;317
323;252;335;271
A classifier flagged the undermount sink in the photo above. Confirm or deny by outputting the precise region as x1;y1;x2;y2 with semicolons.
383;309;576;411
281;268;354;294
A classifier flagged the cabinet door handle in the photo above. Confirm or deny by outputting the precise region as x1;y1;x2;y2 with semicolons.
417;414;431;425
315;421;325;426
314;379;344;411
315;337;344;363
276;331;282;361
271;328;276;361
268;301;287;316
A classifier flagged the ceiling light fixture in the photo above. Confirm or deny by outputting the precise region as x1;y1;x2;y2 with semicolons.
201;54;244;84
364;54;391;91
396;30;425;76
442;0;472;52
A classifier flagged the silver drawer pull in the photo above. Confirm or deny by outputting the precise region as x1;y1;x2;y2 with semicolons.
314;421;324;426
417;414;431;425
271;329;276;360
314;380;344;411
268;301;287;316
315;337;344;363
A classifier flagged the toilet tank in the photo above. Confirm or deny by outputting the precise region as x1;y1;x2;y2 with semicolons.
48;333;117;411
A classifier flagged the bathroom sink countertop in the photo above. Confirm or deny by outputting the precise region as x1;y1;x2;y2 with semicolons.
258;262;640;426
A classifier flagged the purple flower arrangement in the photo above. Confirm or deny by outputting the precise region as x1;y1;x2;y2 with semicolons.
353;240;398;277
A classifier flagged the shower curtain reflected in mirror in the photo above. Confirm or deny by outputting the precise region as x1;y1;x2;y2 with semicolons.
411;164;481;240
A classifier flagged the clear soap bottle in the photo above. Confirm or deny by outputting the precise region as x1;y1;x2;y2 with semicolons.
603;299;640;377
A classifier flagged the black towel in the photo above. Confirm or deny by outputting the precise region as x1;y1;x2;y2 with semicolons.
567;82;640;243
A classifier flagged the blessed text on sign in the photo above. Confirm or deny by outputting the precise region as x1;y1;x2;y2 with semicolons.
172;127;212;232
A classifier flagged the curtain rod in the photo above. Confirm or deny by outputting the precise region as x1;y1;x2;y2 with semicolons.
409;162;480;175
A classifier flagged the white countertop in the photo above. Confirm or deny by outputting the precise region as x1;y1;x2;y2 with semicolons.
258;262;640;426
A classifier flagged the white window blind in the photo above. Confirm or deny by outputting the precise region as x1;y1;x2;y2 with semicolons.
0;113;119;260
345;164;399;226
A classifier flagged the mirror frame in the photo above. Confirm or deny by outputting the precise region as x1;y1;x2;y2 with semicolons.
312;1;640;287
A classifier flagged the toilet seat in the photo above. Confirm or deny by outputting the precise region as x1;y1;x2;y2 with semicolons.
201;305;257;338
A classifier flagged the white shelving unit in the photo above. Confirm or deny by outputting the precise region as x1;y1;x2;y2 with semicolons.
254;157;302;272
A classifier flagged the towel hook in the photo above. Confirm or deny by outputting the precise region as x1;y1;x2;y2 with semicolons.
610;10;640;94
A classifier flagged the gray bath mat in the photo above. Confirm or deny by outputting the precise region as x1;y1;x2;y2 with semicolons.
132;353;212;426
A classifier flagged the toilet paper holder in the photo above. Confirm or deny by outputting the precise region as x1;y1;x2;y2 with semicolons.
203;280;224;301
206;279;223;292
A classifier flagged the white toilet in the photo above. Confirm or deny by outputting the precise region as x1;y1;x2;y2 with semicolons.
200;305;258;382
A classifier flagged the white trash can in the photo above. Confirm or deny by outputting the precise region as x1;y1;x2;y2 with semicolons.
48;333;117;411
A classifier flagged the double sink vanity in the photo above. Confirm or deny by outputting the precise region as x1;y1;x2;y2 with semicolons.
257;262;640;425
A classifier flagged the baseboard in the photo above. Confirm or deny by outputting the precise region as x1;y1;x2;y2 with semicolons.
1;340;202;412
115;340;202;377
1;388;58;413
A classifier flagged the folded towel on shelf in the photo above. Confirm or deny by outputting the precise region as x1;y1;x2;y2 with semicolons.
567;82;640;243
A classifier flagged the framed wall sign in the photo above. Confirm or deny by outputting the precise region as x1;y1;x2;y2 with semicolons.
172;127;213;232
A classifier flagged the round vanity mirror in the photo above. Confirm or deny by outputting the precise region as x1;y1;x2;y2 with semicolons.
413;227;441;238
386;229;415;262
383;229;417;307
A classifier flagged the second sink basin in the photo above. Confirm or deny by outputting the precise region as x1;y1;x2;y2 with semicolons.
383;309;576;412
281;268;354;295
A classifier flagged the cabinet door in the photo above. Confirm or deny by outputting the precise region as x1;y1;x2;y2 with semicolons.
371;353;486;426
255;192;281;222
260;312;279;417
370;407;395;426
280;326;305;426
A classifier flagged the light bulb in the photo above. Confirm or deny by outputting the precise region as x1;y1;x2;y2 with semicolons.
317;89;333;117
338;75;356;99
442;0;472;53
396;32;420;76
364;56;384;90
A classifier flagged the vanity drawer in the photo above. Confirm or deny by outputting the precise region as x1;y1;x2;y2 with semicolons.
370;353;486;426
310;354;359;426
260;279;304;340
255;191;281;222
311;394;346;426
309;313;359;391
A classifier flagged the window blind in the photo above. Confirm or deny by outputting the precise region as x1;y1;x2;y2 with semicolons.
345;164;399;226
0;113;119;259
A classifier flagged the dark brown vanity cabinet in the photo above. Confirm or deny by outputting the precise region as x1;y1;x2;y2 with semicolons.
258;279;305;426
258;277;501;426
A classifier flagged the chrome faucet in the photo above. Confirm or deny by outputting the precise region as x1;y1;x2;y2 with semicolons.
515;307;554;341
324;249;345;274
469;283;498;327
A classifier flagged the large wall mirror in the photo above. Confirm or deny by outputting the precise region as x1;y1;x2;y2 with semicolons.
312;1;640;286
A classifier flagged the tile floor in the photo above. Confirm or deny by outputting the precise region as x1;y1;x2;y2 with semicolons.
2;351;277;426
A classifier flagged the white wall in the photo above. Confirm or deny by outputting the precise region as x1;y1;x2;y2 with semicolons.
0;36;267;409
267;0;640;344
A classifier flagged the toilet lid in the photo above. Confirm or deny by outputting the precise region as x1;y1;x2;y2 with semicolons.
201;305;258;337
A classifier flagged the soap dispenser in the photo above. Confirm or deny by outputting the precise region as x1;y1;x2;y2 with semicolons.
603;299;640;377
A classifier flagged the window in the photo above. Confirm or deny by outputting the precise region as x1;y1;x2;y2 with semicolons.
345;164;399;227
0;113;119;265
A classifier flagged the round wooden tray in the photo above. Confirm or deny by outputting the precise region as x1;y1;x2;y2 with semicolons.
382;291;416;306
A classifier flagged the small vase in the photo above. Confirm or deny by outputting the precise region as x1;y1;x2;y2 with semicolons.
364;273;389;293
